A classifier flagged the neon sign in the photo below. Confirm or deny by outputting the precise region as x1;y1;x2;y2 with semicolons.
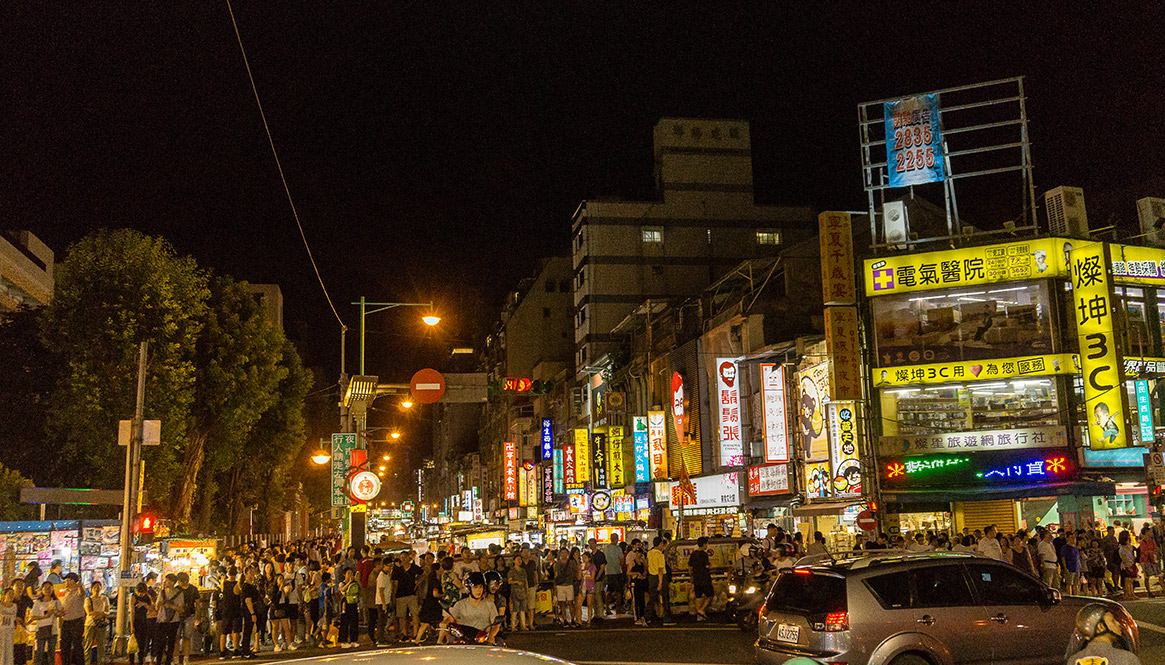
882;448;1076;487
503;378;533;392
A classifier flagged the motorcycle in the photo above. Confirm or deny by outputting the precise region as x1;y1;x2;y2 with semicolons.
726;566;772;632
441;610;506;646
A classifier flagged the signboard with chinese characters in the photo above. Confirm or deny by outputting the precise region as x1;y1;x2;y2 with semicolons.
825;308;862;400
613;493;634;514
828;402;862;499
563;442;577;487
568;492;590;515
874;353;1077;386
1136;380;1154;443
540;418;554;461
1073;242;1129;449
517;464;528;506
553;448;564;495
796;362;831;461
591;432;608;489
882;448;1077;488
648;411;668;480
671;373;686;446
503;441;518;501
716;358;744;466
633;416;650;482
543;464;555;505
1125;357;1165;377
1110;244;1165;286
865;238;1065;297
761;364;789;463
525;465;539;508
669;471;741;510
573;428;591;483
331;433;356;507
820;212;856;305
748;463;790;496
885;93;945;188
608;426;625;487
878;425;1068;457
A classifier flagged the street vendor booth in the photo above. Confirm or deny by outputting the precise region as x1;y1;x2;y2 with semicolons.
158;537;217;585
665;536;759;613
0;519;125;588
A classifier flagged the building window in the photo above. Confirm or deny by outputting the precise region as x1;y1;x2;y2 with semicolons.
756;230;781;245
879;377;1059;436
642;226;663;243
1115;286;1152;357
576;306;587;327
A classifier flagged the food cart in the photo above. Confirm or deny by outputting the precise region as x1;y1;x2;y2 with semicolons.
665;536;760;613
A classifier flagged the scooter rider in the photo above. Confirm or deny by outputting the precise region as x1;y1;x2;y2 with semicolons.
443;572;499;644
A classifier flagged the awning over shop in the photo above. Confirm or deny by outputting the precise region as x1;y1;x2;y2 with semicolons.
745;495;798;511
882;480;1117;505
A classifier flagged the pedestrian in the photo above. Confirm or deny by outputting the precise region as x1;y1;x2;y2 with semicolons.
175;573;200;664
506;557;529;631
130;583;151;665
375;557;394;646
628;544;647;626
688;537;713;622
1061;533;1083;596
1118;531;1138;600
600;536;625;616
586;540;606;619
154;575;182;665
645;537;667;626
1;587;18;665
1037;530;1060;590
569;548;585;627
315;572;335;648
520;547;539;630
806;532;828;556
338;568;359;648
1086;540;1108;597
412;575;443;644
58;574;84;665
45;564;63;587
977;525;1003;560
82;582;109;665
1010;534;1036;576
237;566;261;658
580;553;597;626
391;553;422;643
359;557;381;649
30;582;61;665
552;549;577;627
1139;525;1159;597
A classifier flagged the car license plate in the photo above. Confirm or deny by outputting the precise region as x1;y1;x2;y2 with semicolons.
776;623;800;643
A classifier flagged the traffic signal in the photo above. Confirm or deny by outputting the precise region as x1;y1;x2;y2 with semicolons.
135;512;157;544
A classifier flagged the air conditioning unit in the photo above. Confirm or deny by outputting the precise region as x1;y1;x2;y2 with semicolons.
883;200;909;249
1045;186;1089;238
1137;197;1165;248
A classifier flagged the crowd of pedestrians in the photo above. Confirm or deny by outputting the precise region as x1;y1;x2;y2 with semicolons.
0;563;116;665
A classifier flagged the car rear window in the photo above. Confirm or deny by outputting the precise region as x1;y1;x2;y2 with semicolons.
765;571;846;615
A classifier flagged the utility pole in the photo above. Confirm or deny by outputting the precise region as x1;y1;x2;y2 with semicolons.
114;341;147;656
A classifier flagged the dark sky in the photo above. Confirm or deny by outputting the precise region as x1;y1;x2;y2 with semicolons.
7;3;1165;392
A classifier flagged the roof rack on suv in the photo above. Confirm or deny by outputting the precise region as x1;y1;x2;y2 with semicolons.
793;549;992;570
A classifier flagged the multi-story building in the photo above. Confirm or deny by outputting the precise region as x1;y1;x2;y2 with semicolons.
1;231;53;311
570;118;816;374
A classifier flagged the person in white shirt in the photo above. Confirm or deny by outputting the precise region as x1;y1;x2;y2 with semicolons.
375;562;394;645
976;525;1003;560
908;533;932;552
83;582;110;665
30;582;62;665
1037;530;1060;589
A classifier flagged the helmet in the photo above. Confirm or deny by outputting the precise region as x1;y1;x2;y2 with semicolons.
1067;603;1136;655
484;570;503;593
465;571;486;589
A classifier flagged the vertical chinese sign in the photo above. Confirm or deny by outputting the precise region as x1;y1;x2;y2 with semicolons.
648;410;668;480
608;426;625;487
820;211;857;305
543;464;555;505
828;402;862;498
633;416;650;482
1073;242;1129;449
331;433;356;507
671;372;686;445
553;448;565;495
541;418;554;461
761;364;789;463
563;442;576;487
825;308;863;400
503;441;518;501
517;464;528;506
573;428;591;483
819;212;862;401
591;432;608;489
716;358;744;466
884;93;945;188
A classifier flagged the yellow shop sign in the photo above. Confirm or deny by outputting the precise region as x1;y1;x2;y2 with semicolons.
873;353;1078;387
865;238;1068;296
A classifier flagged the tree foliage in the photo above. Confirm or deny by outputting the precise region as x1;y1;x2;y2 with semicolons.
42;229;207;502
0;464;35;521
0;308;60;482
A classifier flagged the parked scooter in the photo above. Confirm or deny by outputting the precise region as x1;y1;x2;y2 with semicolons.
727;548;773;631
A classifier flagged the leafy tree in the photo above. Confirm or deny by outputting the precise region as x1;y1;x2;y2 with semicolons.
0;464;35;521
42;229;208;506
172;275;286;525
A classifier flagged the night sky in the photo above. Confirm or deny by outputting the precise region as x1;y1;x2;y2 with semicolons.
8;3;1165;398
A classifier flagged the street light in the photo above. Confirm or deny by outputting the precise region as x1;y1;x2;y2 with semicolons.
400;400;414;409
390;431;401;440
352;297;438;376
311;451;330;465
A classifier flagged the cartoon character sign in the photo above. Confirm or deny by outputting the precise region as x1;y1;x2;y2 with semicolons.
797;363;830;460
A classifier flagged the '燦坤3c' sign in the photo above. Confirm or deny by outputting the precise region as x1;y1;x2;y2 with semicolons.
1073;242;1129;450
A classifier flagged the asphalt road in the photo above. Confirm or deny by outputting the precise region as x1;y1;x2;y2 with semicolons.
1123;597;1165;664
506;623;756;665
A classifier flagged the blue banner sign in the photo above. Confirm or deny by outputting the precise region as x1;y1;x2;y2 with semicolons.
885;93;944;188
1136;380;1154;443
541;418;554;460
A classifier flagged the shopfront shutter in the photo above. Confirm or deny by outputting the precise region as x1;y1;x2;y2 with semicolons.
956;499;1018;534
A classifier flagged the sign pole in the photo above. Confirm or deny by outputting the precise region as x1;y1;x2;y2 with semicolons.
114;341;147;657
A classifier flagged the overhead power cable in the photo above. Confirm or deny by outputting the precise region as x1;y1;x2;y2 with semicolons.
224;0;344;328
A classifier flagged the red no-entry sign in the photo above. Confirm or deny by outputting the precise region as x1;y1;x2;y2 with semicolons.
410;368;446;404
856;510;878;532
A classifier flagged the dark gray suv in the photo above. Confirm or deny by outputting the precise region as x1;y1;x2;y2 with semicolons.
755;550;1138;665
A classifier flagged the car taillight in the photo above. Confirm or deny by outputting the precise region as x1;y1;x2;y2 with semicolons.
758;604;766;618
825;611;848;628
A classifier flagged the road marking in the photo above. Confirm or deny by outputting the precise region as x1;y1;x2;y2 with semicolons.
1137;619;1165;634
